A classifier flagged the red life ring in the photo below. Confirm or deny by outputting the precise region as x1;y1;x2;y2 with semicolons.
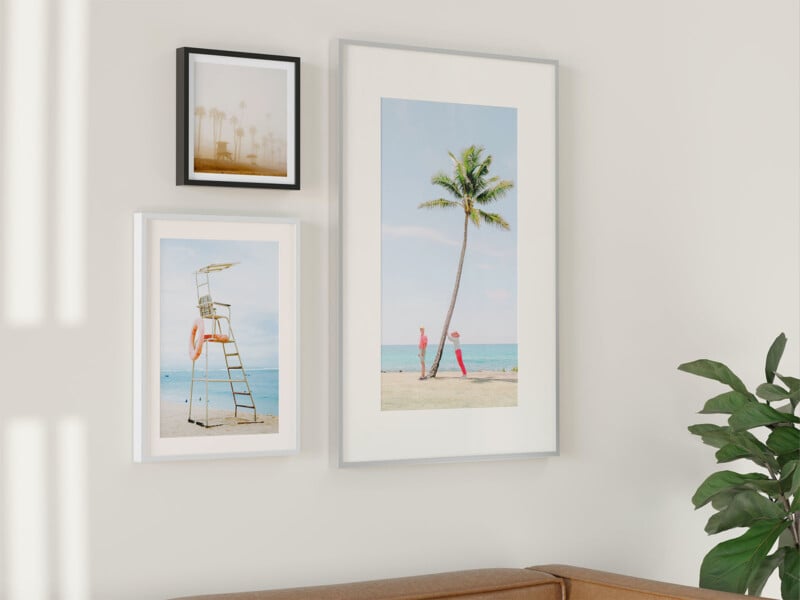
189;318;205;361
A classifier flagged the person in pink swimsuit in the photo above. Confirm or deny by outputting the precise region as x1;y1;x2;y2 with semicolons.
448;331;467;377
418;326;428;379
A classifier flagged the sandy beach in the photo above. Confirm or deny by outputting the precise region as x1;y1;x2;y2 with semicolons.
381;370;518;411
160;401;278;437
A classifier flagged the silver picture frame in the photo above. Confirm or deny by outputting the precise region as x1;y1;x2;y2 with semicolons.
336;40;559;466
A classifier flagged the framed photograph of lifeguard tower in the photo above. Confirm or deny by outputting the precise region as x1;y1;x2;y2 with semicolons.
337;40;558;465
133;213;300;461
176;47;300;189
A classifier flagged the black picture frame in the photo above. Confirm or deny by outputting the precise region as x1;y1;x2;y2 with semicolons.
176;47;300;190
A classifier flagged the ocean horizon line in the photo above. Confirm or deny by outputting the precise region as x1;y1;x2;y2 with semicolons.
381;342;517;348
381;342;517;373
161;366;279;373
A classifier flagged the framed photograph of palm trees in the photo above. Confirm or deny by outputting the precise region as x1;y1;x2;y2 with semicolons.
176;47;300;189
337;40;558;465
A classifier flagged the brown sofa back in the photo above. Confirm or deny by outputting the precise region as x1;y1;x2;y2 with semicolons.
530;565;760;600
171;565;757;600
170;568;563;599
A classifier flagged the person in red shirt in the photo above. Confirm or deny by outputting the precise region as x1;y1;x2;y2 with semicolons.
418;326;428;379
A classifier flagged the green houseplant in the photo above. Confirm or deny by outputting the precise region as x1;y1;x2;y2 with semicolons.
679;333;799;598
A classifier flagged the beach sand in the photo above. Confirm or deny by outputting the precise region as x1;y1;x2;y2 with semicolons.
381;370;517;411
160;401;278;437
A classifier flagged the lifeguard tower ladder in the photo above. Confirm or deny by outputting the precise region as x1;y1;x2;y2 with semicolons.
188;262;261;428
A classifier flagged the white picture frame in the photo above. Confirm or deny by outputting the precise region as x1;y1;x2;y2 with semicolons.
337;40;558;466
134;213;300;461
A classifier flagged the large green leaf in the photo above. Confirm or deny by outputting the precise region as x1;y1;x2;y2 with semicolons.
699;519;786;593
689;424;733;449
765;333;787;384
710;488;741;511
783;459;800;496
778;375;800;392
705;490;786;534
692;471;773;508
756;383;792;402
700;391;751;415
690;424;778;470
714;444;752;464
777;374;800;392
776;374;800;409
767;427;800;455
780;547;799;600
747;546;788;596
679;360;749;394
729;402;800;432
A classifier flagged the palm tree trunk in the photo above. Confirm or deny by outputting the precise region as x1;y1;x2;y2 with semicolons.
429;212;469;378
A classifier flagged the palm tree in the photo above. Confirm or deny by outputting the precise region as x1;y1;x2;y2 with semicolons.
194;106;206;156
235;127;245;162
261;134;269;165
249;126;257;154
418;145;513;378
229;115;239;158
211;108;225;150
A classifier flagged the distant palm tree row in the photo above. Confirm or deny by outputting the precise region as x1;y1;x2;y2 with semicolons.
194;102;285;167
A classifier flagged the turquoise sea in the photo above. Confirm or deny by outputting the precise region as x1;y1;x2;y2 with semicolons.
160;368;279;416
381;343;517;372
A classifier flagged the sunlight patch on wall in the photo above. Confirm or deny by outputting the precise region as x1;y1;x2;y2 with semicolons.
4;419;49;600
55;0;89;326
57;417;89;600
1;0;47;326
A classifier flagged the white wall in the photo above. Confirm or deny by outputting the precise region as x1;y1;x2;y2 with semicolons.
0;0;797;598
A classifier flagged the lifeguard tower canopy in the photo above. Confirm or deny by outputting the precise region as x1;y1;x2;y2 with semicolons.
196;262;239;274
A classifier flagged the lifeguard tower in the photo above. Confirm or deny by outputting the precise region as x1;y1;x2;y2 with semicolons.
187;262;261;428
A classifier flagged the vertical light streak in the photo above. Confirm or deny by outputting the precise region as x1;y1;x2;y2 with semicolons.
57;417;90;600
56;0;89;325
1;0;47;325
4;419;49;600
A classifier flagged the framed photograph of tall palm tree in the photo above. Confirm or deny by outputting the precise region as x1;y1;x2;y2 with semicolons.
176;47;300;189
337;40;558;465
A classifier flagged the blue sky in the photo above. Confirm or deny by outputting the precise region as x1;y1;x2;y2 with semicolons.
160;239;279;370
381;98;518;346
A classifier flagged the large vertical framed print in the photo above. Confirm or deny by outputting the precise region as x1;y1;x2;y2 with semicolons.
338;41;558;465
134;213;300;461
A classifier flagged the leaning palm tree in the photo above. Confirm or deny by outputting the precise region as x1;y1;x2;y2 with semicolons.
419;145;513;378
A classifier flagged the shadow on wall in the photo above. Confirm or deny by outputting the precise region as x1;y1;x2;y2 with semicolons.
1;0;92;597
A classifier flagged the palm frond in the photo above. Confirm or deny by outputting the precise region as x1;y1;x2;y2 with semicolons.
472;174;498;197
470;154;492;181
418;198;462;210
469;209;481;227
476;209;510;230
431;172;462;199
475;179;514;204
454;159;469;195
